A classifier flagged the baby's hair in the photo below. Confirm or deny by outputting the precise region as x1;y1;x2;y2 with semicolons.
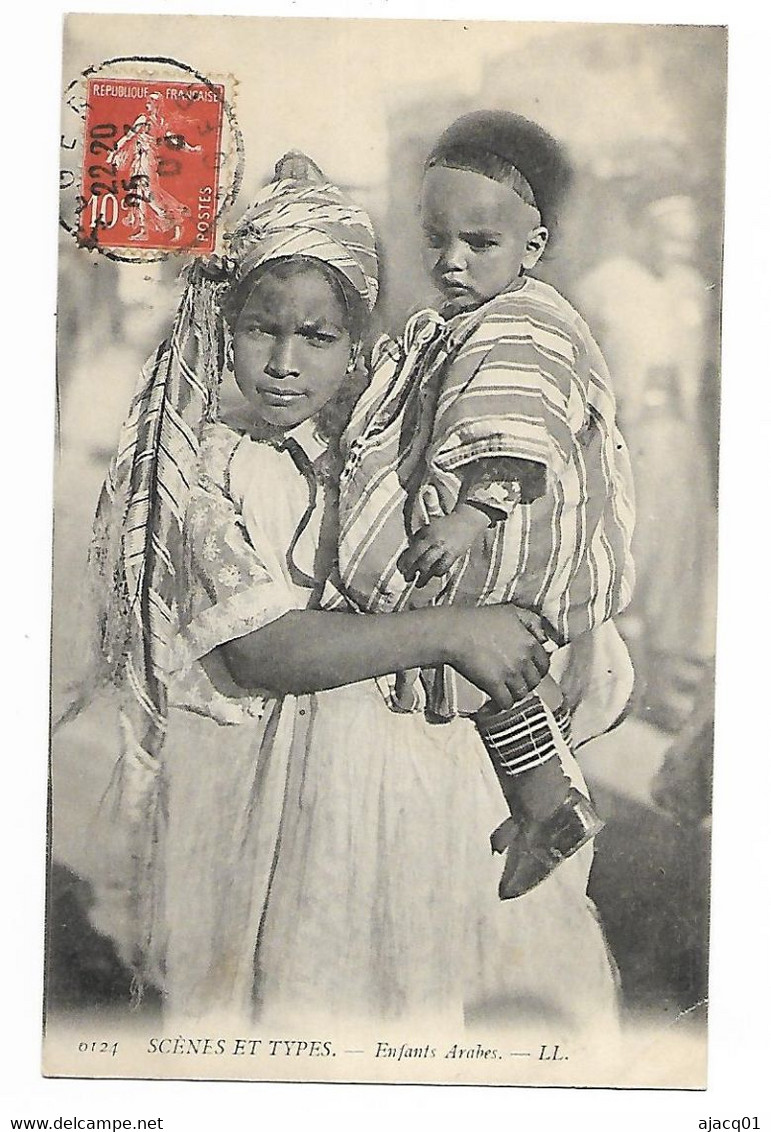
426;110;573;234
426;145;538;210
222;255;368;345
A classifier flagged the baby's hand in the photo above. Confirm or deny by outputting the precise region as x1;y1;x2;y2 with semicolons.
398;506;489;587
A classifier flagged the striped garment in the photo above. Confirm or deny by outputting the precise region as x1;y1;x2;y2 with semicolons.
325;278;636;720
88;262;227;765
83;261;227;985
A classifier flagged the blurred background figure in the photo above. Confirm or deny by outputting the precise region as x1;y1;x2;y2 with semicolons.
576;191;717;733
651;665;715;826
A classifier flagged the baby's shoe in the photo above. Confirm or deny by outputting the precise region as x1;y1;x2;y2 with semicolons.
491;789;604;900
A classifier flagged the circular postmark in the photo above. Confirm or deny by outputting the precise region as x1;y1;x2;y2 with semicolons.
60;56;244;263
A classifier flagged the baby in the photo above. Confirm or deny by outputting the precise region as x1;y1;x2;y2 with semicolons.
325;112;636;898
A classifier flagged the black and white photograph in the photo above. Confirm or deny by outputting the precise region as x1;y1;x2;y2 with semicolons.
35;10;733;1091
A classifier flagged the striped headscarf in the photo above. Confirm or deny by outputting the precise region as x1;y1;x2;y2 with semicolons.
80;173;378;988
227;178;378;313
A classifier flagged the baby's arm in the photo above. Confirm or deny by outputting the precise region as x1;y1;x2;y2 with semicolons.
398;456;547;587
397;501;488;587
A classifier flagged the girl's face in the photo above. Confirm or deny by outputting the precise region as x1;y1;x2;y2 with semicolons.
420;165;547;314
232;265;354;430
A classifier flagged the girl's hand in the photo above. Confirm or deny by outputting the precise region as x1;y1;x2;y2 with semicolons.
398;507;489;586
444;604;551;708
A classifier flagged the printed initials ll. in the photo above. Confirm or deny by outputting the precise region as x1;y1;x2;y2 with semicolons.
538;1044;567;1061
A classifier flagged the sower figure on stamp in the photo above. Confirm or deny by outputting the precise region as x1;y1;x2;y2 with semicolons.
109;92;201;243
310;112;636;898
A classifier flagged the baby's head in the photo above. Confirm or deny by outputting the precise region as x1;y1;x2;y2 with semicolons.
421;110;572;313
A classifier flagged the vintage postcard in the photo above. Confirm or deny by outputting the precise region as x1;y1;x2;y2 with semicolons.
46;13;726;1087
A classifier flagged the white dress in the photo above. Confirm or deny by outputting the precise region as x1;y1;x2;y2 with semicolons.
158;421;619;1033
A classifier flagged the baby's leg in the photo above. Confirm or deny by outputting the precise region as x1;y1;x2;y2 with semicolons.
472;682;604;899
484;677;568;812
474;683;572;817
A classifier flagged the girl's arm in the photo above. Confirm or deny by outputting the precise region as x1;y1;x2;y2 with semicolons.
219;602;550;709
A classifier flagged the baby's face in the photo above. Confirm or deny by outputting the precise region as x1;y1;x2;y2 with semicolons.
420;165;546;313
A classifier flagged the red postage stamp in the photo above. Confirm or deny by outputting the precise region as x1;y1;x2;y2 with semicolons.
79;78;225;253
